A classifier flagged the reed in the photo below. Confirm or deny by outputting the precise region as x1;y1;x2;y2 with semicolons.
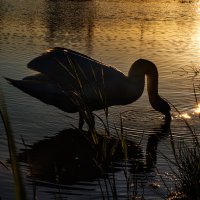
58;57;154;199
4;56;195;200
166;86;200;199
175;141;200;199
0;89;27;200
166;135;200;200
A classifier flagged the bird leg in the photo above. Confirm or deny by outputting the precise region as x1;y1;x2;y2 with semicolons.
88;112;95;131
78;110;95;131
79;112;84;130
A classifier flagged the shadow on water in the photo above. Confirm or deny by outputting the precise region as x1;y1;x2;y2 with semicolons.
18;122;170;188
18;128;142;184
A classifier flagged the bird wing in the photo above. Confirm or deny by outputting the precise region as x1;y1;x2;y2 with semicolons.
27;47;125;91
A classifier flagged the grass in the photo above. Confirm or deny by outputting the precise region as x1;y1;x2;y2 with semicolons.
175;142;200;199
166;138;200;200
166;66;200;200
86;90;200;199
0;88;27;200
168;122;200;199
165;85;200;200
1;56;200;200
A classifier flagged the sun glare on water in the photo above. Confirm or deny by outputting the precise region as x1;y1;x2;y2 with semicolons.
179;104;200;119
193;103;200;114
179;113;191;119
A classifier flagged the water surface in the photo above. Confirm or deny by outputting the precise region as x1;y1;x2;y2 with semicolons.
1;0;200;199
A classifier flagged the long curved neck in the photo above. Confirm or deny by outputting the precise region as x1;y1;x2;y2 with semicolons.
127;58;171;122
128;59;159;101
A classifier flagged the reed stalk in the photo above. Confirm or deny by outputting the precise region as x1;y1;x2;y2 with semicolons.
166;99;200;199
0;89;27;200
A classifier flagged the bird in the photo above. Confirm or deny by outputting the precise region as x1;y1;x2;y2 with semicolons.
6;47;171;129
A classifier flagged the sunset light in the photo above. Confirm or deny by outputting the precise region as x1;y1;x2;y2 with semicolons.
193;103;200;114
1;0;200;199
179;113;191;119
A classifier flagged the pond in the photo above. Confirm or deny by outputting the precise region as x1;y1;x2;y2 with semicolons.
0;0;200;199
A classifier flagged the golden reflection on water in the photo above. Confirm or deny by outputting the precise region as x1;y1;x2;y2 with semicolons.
193;103;200;114
196;2;200;14
1;1;200;199
179;113;191;119
177;104;200;119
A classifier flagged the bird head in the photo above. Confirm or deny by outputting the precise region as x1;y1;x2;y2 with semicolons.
149;95;171;124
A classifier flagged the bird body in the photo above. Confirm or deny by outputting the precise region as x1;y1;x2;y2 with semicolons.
6;47;171;127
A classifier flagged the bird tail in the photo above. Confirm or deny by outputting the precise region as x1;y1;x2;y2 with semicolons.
4;77;45;96
5;77;28;91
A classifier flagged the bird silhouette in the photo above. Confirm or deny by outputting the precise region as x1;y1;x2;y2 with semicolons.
6;47;171;128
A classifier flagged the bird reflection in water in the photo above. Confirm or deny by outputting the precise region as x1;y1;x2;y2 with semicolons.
18;121;170;186
19;128;142;184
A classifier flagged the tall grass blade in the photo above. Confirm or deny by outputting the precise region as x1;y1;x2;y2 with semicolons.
0;160;9;170
0;89;27;200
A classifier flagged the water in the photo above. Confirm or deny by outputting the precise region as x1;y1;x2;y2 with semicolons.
0;0;200;199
